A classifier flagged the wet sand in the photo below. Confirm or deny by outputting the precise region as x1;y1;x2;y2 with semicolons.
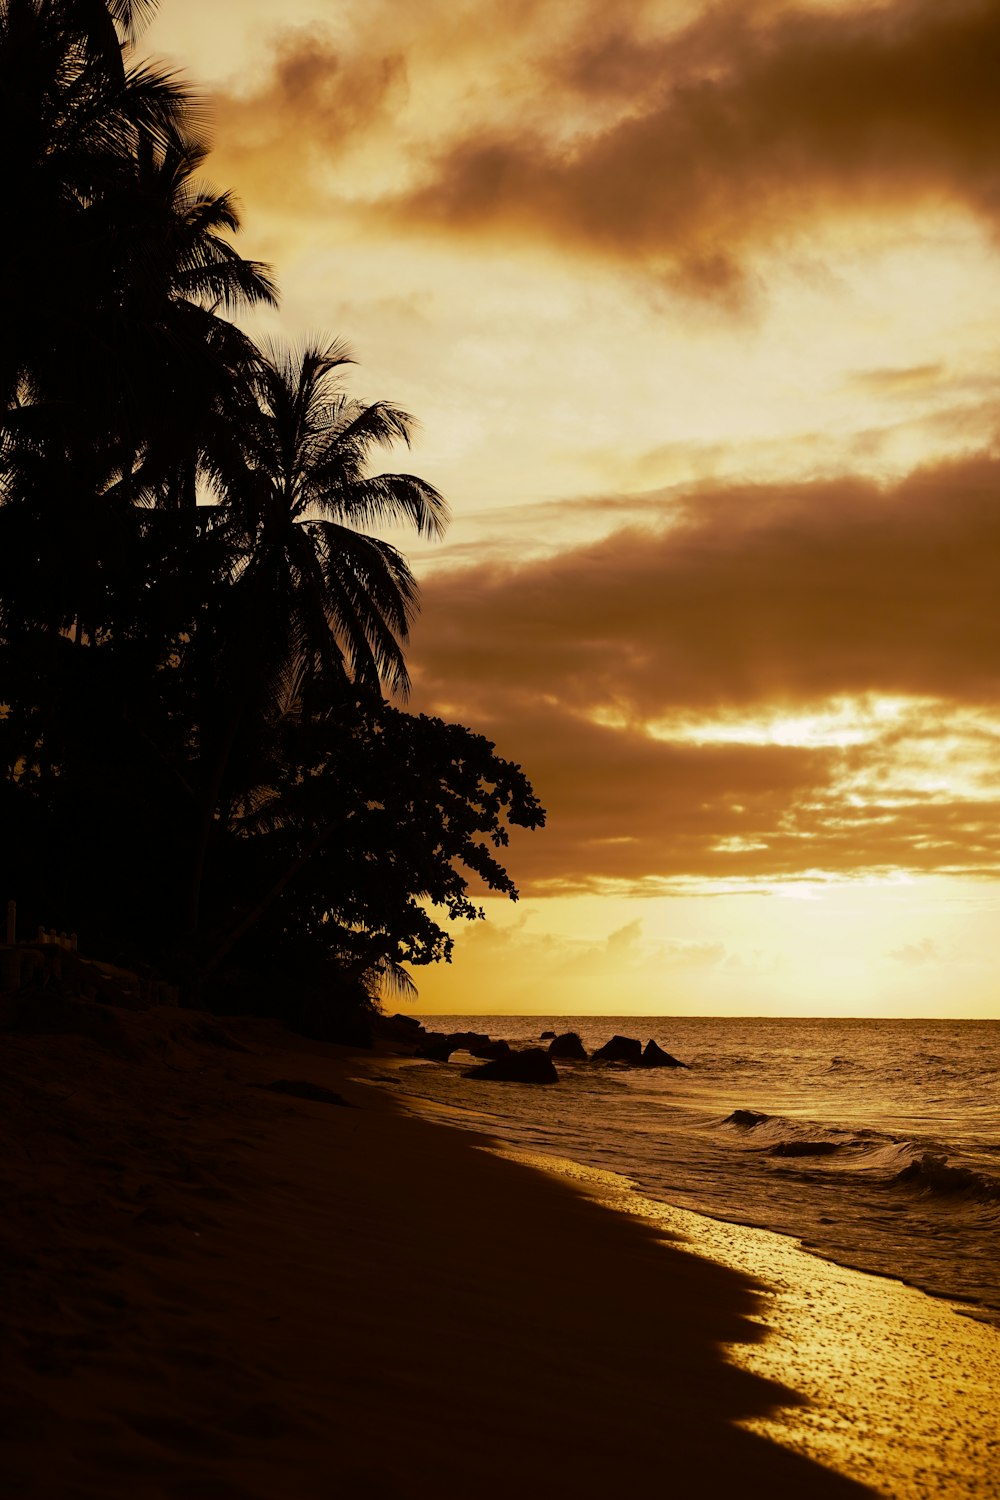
0;1003;991;1497
486;1146;1000;1498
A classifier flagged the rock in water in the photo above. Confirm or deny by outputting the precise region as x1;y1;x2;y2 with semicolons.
548;1032;588;1060
418;1032;460;1061
638;1040;687;1069
468;1038;511;1060
374;1014;428;1051
421;1030;494;1059
463;1048;559;1084
456;1030;488;1049
724;1109;770;1128
592;1035;642;1064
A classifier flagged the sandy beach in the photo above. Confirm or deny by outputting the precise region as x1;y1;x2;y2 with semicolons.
1;1000;995;1498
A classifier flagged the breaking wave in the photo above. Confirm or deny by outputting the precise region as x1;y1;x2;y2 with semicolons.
719;1108;1000;1205
890;1153;1000;1206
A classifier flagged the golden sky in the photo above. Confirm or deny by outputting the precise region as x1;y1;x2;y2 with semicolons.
149;0;1000;1016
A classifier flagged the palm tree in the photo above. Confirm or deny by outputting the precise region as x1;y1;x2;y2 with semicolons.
0;0;198;408
222;338;449;700
1;0;277;648
87;129;277;505
179;338;449;941
0;0;279;950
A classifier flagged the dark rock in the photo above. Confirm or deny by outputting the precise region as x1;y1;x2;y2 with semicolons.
418;1032;459;1061
463;1048;558;1084
263;1079;352;1106
418;1041;456;1062
548;1031;588;1060
592;1034;642;1064
468;1038;510;1060
416;1030;502;1062
375;1014;428;1049
637;1039;687;1069
447;1031;490;1053
724;1109;770;1128
539;1030;556;1039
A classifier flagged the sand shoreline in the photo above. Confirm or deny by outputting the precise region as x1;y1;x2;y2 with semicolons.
1;1003;994;1497
372;1067;1000;1499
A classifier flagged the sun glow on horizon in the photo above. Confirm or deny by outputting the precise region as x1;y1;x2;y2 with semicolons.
407;871;1000;1019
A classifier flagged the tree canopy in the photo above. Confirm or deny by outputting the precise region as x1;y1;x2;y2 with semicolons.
0;0;544;1026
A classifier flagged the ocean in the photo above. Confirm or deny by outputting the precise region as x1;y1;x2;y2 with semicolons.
379;1015;1000;1328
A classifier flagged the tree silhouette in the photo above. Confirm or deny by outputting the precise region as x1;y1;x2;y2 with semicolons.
178;338;450;939
219;339;448;696
0;0;543;1024
0;0;200;409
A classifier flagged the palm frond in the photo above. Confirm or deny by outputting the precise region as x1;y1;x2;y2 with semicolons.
322;471;449;539
370;957;417;1000
313;523;419;696
107;0;161;45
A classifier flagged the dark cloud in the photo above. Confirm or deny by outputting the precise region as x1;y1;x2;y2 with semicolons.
387;0;1000;294
199;0;1000;295
476;699;1000;895
415;452;1000;718
205;28;407;206
411;451;1000;891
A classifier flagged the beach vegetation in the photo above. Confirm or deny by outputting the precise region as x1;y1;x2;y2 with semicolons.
0;0;544;1032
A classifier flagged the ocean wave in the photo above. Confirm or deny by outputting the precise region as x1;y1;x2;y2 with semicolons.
890;1152;1000;1205
412;1014;1000;1326
718;1109;920;1169
720;1107;860;1154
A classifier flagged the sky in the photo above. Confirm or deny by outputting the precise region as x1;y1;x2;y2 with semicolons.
148;0;1000;1017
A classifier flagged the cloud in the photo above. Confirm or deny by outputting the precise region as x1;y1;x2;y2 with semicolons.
388;0;1000;295
410;451;1000;891
847;363;947;397
889;937;942;964
489;702;1000;893
605;918;644;957
194;0;1000;297
425;906;732;987
414;452;1000;717
201;27;408;213
198;0;592;212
